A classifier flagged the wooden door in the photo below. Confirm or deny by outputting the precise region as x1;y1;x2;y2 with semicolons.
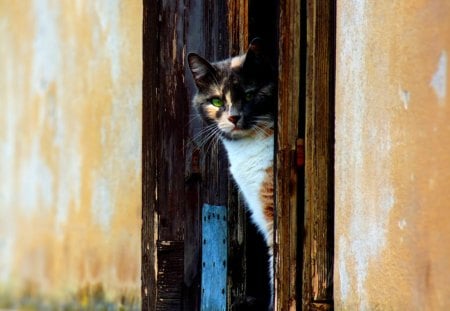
142;1;249;310
142;1;335;310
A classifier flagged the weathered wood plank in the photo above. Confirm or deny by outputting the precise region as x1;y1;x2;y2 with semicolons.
142;1;159;310
201;204;228;311
143;1;249;310
275;0;301;310
227;0;248;56
143;1;195;310
157;0;189;241
156;241;184;311
303;0;335;308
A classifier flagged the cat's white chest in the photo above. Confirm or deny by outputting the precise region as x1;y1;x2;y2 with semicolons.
221;135;274;235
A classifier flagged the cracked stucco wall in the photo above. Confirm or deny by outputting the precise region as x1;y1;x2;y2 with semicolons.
336;1;450;310
0;0;141;308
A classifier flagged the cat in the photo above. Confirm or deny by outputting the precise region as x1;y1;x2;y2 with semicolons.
188;38;276;309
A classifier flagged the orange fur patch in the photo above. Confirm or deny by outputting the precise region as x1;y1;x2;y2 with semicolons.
231;54;246;69
260;166;274;223
205;105;219;119
248;126;274;139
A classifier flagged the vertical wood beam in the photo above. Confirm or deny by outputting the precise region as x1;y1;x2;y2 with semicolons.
303;0;335;309
227;0;248;56
142;1;159;310
275;0;301;310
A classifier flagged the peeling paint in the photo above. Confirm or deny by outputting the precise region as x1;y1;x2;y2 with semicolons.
18;139;54;213
337;1;450;309
398;219;407;230
31;0;61;94
430;51;447;103
398;87;410;110
0;1;142;307
338;236;350;301
0;236;14;283
95;0;122;83
91;177;113;230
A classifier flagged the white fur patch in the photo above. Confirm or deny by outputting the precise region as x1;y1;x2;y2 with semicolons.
225;91;232;107
222;134;274;242
231;54;246;69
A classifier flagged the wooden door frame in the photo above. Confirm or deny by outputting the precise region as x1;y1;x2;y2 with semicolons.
275;0;335;310
142;1;159;309
274;0;301;309
303;0;335;309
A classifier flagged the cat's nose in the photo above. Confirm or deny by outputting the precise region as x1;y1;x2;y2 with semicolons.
228;115;241;125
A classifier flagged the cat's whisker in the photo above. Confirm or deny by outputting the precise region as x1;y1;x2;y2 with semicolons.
191;124;214;141
255;121;274;129
253;124;272;138
198;126;221;151
203;128;221;155
200;129;216;148
211;129;222;151
260;126;271;133
263;127;273;136
257;119;274;127
253;118;274;126
190;123;218;147
256;115;272;120
254;115;273;121
187;112;205;128
254;127;266;138
205;136;215;156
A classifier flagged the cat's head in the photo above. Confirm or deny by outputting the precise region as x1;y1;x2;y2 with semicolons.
188;38;276;140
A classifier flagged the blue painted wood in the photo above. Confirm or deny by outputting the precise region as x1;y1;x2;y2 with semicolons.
201;204;228;311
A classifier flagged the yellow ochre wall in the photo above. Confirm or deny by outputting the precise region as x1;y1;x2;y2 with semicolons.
0;1;141;309
336;1;450;310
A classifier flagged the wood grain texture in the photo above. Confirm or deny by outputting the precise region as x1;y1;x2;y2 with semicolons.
142;1;159;310
228;0;248;56
275;0;301;310
303;0;335;308
156;241;184;310
143;1;195;310
143;1;249;310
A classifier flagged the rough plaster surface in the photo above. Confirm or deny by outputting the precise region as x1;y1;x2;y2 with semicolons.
0;0;142;307
336;1;450;310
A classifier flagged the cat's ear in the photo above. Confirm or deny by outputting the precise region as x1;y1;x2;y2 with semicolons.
188;53;216;88
243;38;265;71
247;37;264;59
243;38;272;79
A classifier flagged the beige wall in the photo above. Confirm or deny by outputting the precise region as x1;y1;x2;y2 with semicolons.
0;0;142;308
336;1;450;310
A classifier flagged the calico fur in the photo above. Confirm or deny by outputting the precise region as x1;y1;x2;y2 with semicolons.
188;38;276;308
221;136;274;244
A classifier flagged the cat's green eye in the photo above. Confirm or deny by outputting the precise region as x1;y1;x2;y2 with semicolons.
211;98;224;107
245;91;254;101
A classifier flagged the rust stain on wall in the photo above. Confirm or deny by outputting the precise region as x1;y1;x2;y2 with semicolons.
336;1;450;309
0;0;142;308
